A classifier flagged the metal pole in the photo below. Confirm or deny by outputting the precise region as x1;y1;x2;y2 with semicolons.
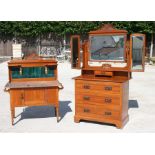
150;33;154;64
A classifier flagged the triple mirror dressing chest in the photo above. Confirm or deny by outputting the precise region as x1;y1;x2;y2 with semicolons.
71;24;146;128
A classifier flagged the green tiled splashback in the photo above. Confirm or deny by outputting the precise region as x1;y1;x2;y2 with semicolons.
11;66;55;79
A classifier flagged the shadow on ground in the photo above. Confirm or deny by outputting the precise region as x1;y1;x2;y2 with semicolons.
13;100;139;125
128;100;139;109
13;100;72;125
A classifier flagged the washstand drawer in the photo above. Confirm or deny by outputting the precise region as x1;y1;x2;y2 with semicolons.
76;104;120;120
76;94;121;105
76;80;121;94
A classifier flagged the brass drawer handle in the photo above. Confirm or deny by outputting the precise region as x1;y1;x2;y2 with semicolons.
105;98;112;103
104;86;112;91
105;112;112;115
83;96;90;100
83;85;90;89
83;108;90;113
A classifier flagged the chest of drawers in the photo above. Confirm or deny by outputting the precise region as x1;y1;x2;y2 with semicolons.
74;77;129;129
71;25;146;129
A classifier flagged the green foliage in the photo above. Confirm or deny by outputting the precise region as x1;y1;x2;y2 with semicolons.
0;21;154;39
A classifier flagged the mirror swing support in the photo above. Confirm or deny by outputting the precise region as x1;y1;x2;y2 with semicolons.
71;24;146;129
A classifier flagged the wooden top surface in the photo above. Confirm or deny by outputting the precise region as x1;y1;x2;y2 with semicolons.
73;76;129;83
8;59;57;67
9;53;57;65
5;80;63;90
8;58;57;64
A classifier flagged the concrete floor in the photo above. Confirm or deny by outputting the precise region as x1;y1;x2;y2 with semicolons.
0;61;155;132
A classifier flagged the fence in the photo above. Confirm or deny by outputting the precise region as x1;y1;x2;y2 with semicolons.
0;35;155;59
0;37;64;58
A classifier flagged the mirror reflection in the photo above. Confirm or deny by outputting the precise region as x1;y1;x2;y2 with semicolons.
132;36;144;70
72;37;79;68
89;35;125;61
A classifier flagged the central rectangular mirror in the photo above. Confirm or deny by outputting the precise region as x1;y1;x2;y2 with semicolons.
89;35;125;61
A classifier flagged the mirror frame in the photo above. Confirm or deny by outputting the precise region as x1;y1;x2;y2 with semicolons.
130;33;146;72
70;35;81;69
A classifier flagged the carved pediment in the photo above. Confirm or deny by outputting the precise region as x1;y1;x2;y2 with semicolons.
99;24;115;30
89;24;127;34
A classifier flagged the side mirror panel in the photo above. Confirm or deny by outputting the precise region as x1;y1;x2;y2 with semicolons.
71;35;81;69
130;34;146;72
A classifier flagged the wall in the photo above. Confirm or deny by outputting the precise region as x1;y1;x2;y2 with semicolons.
0;40;13;57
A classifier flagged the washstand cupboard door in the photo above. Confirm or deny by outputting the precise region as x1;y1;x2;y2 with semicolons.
10;88;58;107
10;89;25;107
23;88;45;105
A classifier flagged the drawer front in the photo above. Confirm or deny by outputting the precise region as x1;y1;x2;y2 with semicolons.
77;102;120;111
76;104;120;120
76;80;121;95
76;94;121;106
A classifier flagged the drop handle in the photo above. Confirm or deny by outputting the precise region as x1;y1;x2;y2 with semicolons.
83;108;90;113
104;86;112;91
83;85;90;89
105;112;112;116
83;96;90;100
105;98;112;103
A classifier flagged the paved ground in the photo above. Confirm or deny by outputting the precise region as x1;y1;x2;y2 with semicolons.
0;61;155;132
